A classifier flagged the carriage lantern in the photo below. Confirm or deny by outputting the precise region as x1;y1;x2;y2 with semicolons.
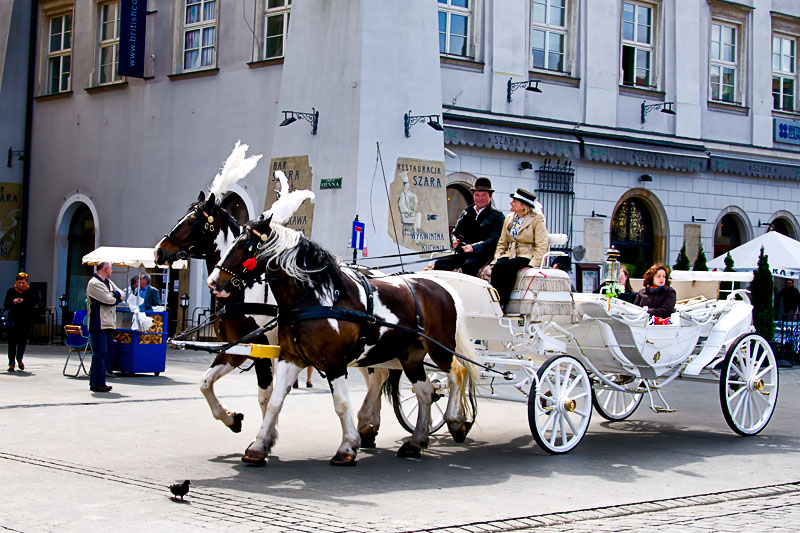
603;246;621;285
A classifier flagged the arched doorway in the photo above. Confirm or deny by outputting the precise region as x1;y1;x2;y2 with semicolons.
714;213;746;258
611;197;654;270
220;192;249;224
446;184;472;233
770;217;797;239
65;204;96;310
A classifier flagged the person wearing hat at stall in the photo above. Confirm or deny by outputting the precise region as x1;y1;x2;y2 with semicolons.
433;177;505;276
489;188;549;310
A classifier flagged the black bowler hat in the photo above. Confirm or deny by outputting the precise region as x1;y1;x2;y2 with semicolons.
510;188;536;207
470;177;494;193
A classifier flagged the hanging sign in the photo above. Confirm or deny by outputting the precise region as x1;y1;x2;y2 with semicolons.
118;0;148;78
388;158;448;252
266;156;315;236
0;182;21;261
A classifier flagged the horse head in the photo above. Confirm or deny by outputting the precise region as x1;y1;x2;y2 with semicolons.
155;191;226;266
207;214;274;298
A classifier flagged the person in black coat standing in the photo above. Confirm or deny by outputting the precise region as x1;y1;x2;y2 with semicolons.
634;264;677;319
5;272;35;371
433;177;505;276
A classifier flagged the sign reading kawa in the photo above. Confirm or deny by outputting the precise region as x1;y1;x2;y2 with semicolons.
119;0;147;78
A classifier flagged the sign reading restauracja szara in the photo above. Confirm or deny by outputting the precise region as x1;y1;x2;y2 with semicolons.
266;156;315;236
0;183;21;260
388;158;448;252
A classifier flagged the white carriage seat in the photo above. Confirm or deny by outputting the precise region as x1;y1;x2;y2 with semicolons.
506;267;574;320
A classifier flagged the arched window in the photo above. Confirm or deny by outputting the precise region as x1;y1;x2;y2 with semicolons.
611;197;654;267
220;192;249;224
714;213;745;258
66;204;95;310
446;184;472;234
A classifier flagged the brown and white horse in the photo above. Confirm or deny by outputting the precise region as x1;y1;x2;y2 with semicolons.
207;215;478;465
155;191;276;433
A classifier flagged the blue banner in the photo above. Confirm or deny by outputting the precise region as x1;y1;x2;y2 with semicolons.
119;0;147;78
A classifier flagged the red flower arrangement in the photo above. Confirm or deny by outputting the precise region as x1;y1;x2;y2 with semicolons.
242;258;258;271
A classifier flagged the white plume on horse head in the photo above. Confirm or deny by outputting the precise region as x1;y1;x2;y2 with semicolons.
264;170;315;225
208;140;263;197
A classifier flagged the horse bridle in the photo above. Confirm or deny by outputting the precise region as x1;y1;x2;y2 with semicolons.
216;224;270;290
162;203;233;260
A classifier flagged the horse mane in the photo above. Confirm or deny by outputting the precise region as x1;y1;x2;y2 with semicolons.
258;223;341;292
212;202;241;239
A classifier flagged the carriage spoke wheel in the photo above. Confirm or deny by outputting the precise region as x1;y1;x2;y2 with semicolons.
719;333;779;436
392;371;447;435
528;355;592;454
592;374;643;421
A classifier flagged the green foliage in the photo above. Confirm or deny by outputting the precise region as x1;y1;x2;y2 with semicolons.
633;248;649;278
724;252;735;272
751;246;775;341
673;243;691;271
693;242;709;271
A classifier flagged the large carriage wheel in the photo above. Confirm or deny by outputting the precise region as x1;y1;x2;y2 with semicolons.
592;375;643;421
528;355;592;454
392;371;447;434
719;333;779;436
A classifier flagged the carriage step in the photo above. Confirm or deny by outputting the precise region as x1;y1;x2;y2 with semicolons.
653;406;677;413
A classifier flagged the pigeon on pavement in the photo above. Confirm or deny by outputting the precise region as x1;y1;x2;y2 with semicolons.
169;479;191;501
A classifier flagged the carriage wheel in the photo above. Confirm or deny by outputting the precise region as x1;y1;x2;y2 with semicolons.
392;371;446;435
528;355;592;454
592;375;643;421
719;333;779;436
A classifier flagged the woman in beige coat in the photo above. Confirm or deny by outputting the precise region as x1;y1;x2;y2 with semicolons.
490;188;549;309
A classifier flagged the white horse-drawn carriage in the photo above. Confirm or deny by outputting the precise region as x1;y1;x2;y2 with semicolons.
392;241;779;454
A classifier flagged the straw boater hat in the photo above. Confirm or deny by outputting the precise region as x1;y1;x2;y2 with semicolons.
470;177;494;193
510;188;537;207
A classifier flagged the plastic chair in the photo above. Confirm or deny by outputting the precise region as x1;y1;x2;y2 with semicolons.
63;310;91;377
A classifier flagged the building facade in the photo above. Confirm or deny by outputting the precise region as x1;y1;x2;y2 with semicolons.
12;0;800;318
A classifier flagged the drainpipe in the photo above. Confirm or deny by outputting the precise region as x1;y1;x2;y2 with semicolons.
18;0;37;271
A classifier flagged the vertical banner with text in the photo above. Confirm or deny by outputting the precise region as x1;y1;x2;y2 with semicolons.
266;156;315;236
119;0;147;78
0;183;22;261
388;158;448;252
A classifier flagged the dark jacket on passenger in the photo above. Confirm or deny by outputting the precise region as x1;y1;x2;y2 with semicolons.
634;285;677;318
451;204;505;262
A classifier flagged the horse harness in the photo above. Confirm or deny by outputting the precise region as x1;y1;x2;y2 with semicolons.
162;203;239;260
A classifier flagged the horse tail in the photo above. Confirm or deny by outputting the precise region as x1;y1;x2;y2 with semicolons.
382;368;402;401
453;316;480;423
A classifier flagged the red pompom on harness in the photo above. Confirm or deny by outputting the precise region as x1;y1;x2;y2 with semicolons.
242;258;257;271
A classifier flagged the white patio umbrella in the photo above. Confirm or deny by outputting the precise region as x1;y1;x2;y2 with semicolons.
707;231;800;278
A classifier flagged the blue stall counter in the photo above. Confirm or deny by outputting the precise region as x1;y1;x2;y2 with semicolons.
112;310;167;375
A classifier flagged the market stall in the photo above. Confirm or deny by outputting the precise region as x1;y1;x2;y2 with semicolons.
82;247;187;375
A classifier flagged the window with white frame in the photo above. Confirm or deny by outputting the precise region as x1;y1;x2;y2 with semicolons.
773;35;796;112
98;1;121;84
264;0;291;60
621;1;655;87
47;11;72;94
710;21;738;103
438;0;471;58
183;0;217;71
530;0;566;72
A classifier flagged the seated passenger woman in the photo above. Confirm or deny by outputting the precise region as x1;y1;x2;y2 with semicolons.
490;188;548;310
634;264;676;318
595;265;637;304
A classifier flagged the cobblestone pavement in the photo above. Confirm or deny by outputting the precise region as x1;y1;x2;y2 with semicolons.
2;347;798;532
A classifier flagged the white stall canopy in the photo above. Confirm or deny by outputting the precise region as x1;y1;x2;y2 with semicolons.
708;231;800;278
82;247;187;269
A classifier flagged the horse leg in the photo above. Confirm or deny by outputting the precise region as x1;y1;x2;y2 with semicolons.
397;361;433;458
254;358;274;419
356;368;389;448
242;360;301;466
328;373;361;466
200;355;245;433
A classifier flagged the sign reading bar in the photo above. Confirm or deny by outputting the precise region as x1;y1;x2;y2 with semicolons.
118;0;147;78
266;156;315;236
774;117;800;146
320;178;342;189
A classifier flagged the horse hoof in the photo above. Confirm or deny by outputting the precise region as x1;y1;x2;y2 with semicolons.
360;432;377;449
329;452;357;466
241;452;267;466
229;412;244;433
450;421;473;443
397;441;422;458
